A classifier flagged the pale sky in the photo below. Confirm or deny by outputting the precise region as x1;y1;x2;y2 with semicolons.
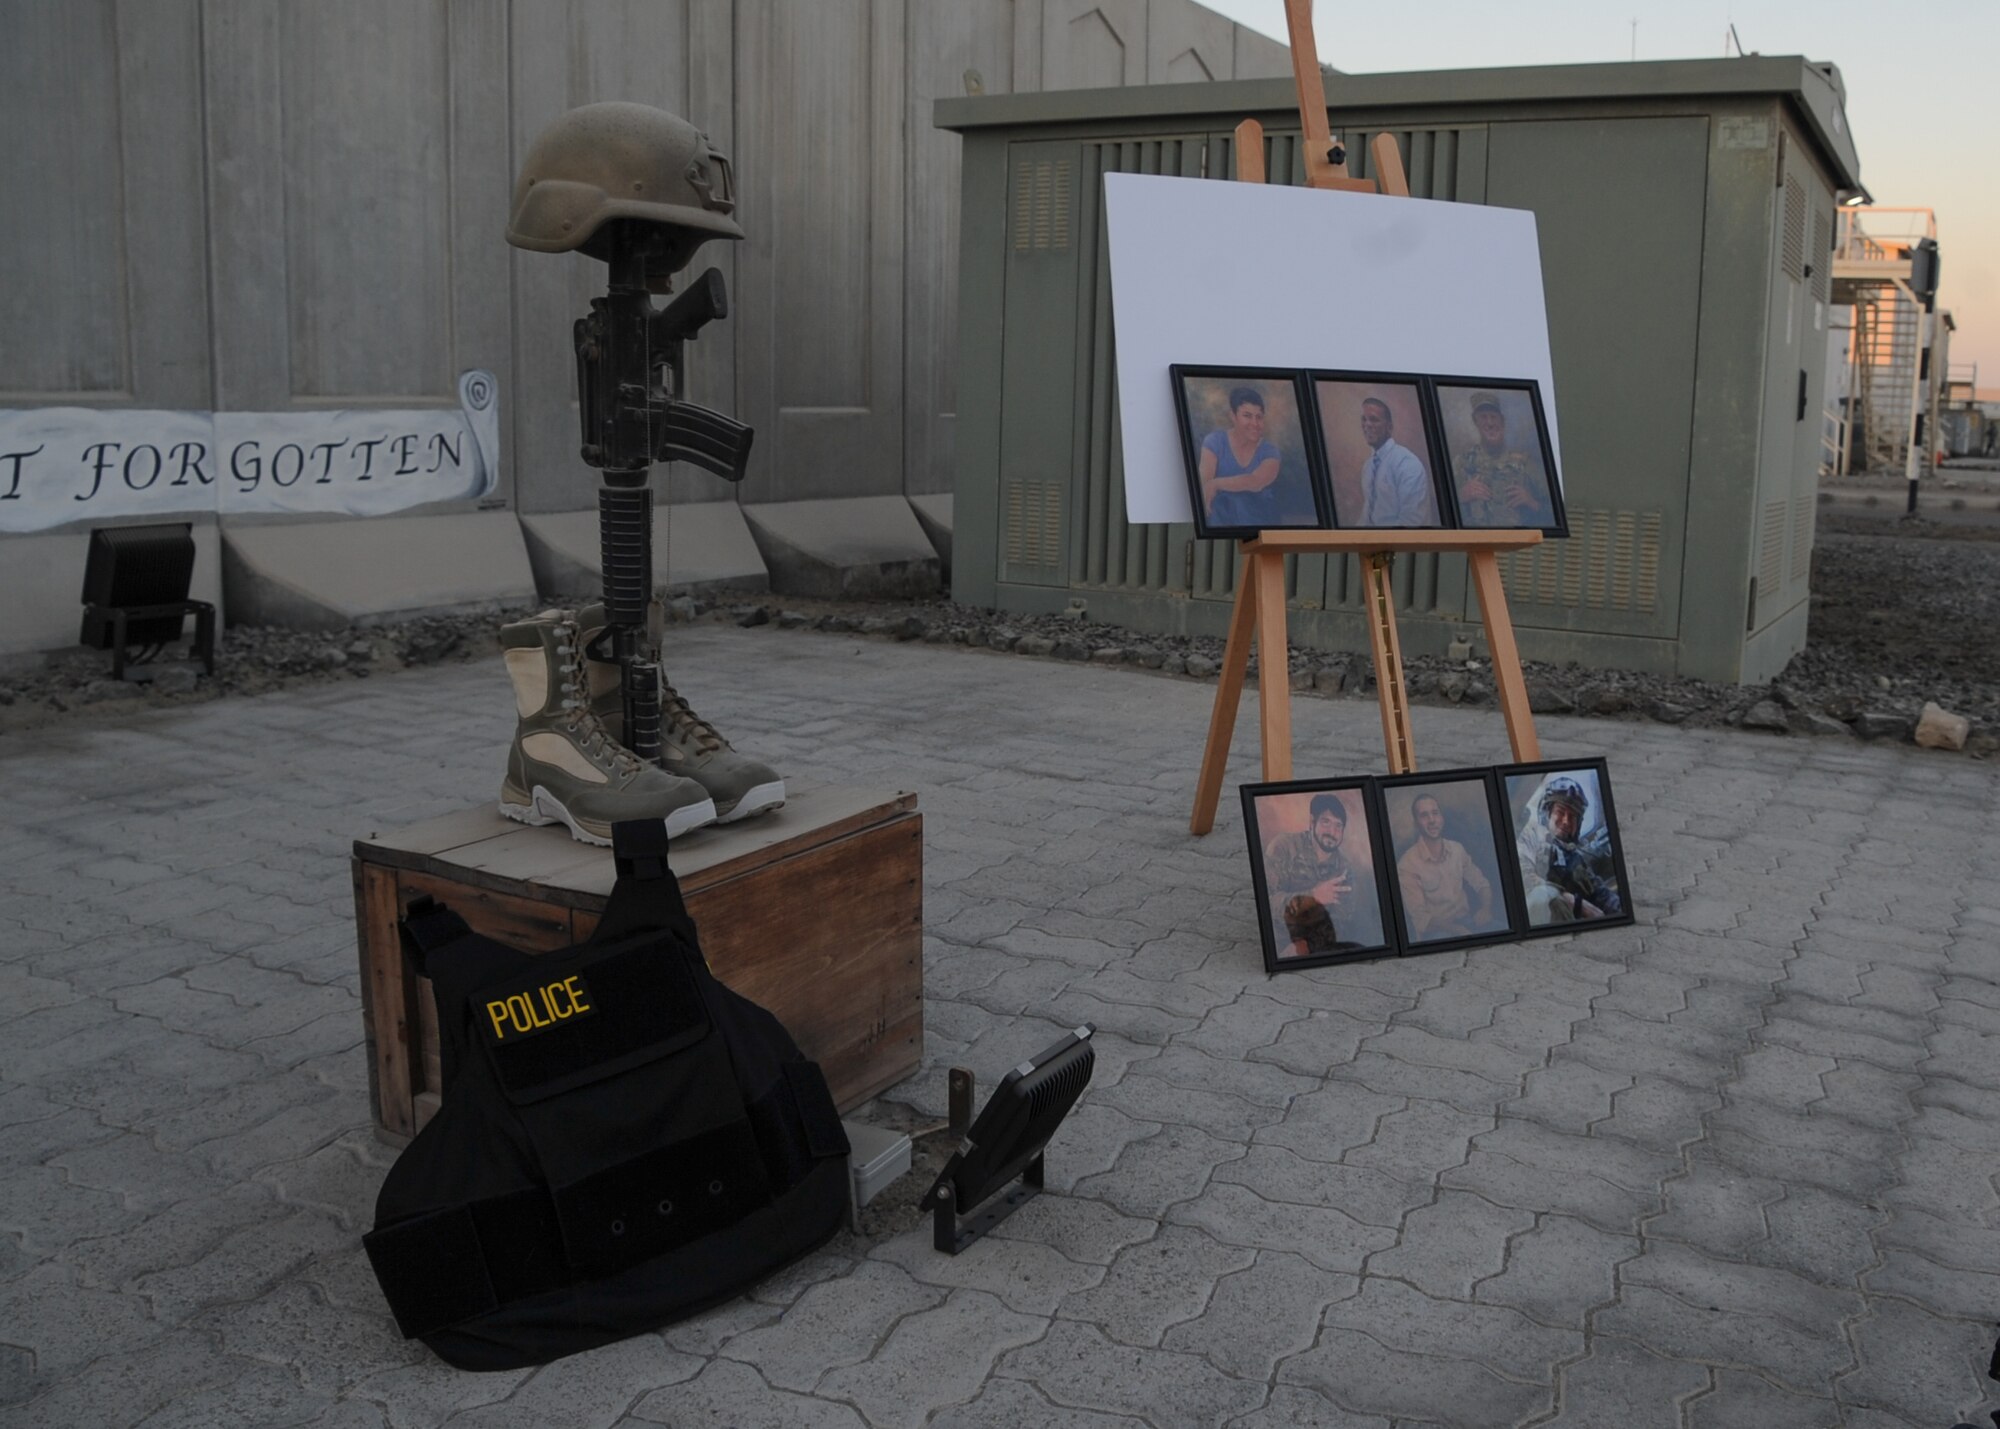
1204;1;1999;384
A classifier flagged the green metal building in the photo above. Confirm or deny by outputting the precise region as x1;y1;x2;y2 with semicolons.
938;57;1862;684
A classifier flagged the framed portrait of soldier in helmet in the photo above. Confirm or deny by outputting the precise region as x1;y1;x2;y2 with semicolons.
1431;377;1567;537
1240;778;1399;973
1379;768;1519;954
1500;758;1633;935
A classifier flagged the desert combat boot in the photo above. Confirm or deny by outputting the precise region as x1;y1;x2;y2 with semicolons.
498;610;717;843
578;602;786;823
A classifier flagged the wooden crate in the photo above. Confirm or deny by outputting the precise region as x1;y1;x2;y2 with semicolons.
352;783;923;1141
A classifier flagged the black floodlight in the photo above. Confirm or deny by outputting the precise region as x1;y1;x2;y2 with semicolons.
928;1023;1095;1255
79;524;215;680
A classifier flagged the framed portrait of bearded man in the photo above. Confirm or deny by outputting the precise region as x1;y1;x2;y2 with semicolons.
1432;377;1567;537
1240;778;1398;973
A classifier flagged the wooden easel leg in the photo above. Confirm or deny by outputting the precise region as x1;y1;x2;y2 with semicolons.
1468;550;1542;761
1253;552;1293;782
1191;558;1261;835
1364;551;1417;773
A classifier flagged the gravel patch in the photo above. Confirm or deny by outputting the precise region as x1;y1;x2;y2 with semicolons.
4;524;1997;754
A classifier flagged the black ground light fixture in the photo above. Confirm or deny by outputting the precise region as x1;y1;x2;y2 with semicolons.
927;1023;1096;1255
78;524;215;681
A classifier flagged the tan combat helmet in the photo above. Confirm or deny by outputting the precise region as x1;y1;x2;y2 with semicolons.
506;101;741;274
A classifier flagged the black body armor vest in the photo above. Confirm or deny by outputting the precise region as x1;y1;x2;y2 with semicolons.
363;823;850;1371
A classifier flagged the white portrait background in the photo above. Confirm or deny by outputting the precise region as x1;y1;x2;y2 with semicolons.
1105;172;1562;525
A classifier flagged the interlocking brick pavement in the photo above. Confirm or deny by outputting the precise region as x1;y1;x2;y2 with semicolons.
2;623;1997;1426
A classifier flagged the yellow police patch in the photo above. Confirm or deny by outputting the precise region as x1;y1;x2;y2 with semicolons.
484;973;595;1042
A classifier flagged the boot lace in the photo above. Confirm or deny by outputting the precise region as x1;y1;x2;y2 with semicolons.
660;681;727;754
555;627;643;775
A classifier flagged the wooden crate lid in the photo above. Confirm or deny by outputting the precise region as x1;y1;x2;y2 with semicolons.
355;781;917;907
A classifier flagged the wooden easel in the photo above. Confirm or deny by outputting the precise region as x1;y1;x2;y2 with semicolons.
1189;0;1544;835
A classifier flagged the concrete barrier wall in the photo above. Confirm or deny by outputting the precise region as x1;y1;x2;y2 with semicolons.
0;0;1285;654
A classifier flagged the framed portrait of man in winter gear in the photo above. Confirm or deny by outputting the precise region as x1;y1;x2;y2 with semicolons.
1500;758;1633;935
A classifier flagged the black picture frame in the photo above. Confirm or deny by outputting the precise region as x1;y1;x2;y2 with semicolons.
1240;777;1400;973
1377;768;1519;954
1497;757;1634;937
1170;366;1329;540
1304;369;1452;531
1429;376;1568;537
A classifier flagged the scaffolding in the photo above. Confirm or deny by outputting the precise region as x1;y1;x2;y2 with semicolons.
1829;207;1938;485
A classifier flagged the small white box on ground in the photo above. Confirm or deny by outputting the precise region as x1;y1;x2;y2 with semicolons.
844;1120;912;1213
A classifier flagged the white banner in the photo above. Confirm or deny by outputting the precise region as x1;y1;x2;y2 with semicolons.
0;370;500;534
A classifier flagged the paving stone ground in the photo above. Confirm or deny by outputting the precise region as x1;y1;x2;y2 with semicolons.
2;623;1998;1428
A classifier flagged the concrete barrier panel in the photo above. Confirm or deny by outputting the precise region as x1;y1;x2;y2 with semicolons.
221;511;537;630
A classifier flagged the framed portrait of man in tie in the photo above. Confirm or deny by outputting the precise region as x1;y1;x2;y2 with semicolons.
1306;372;1449;530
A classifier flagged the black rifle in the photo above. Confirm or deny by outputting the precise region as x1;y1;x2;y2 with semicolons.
570;222;754;764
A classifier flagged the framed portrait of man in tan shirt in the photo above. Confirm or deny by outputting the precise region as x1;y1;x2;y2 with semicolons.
1381;770;1516;952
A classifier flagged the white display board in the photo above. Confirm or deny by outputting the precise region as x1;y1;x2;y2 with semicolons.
1104;173;1562;525
0;370;500;534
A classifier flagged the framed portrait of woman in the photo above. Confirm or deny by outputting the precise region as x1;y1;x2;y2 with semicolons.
1431;377;1567;536
1170;367;1328;540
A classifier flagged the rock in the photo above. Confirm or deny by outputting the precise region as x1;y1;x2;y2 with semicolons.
82;679;144;703
316;646;347;670
1526;681;1576;715
1577;684;1629;715
1740;699;1790;732
1314;665;1347;695
1185;655;1218;679
1091;647;1126;665
987;626;1020;651
1874;674;1893;691
1968;733;2000;758
776;610;811;630
1853;709;1908;740
663;595;699;624
0;689;15;706
857;616;892;636
1646;699;1692;725
152;664;201;696
1446;637;1472;662
1464;681;1491;704
1015;634;1055;656
1160;654;1187;676
1438;673;1469;703
893;615;926;640
1289;668;1315;691
1134;647;1164;670
1914;701;1971;751
1787;709;1851;737
736;605;772;628
1769;682;1804;710
818;614;857;633
404;631;459;665
345;639;375;661
1052;640;1091;662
